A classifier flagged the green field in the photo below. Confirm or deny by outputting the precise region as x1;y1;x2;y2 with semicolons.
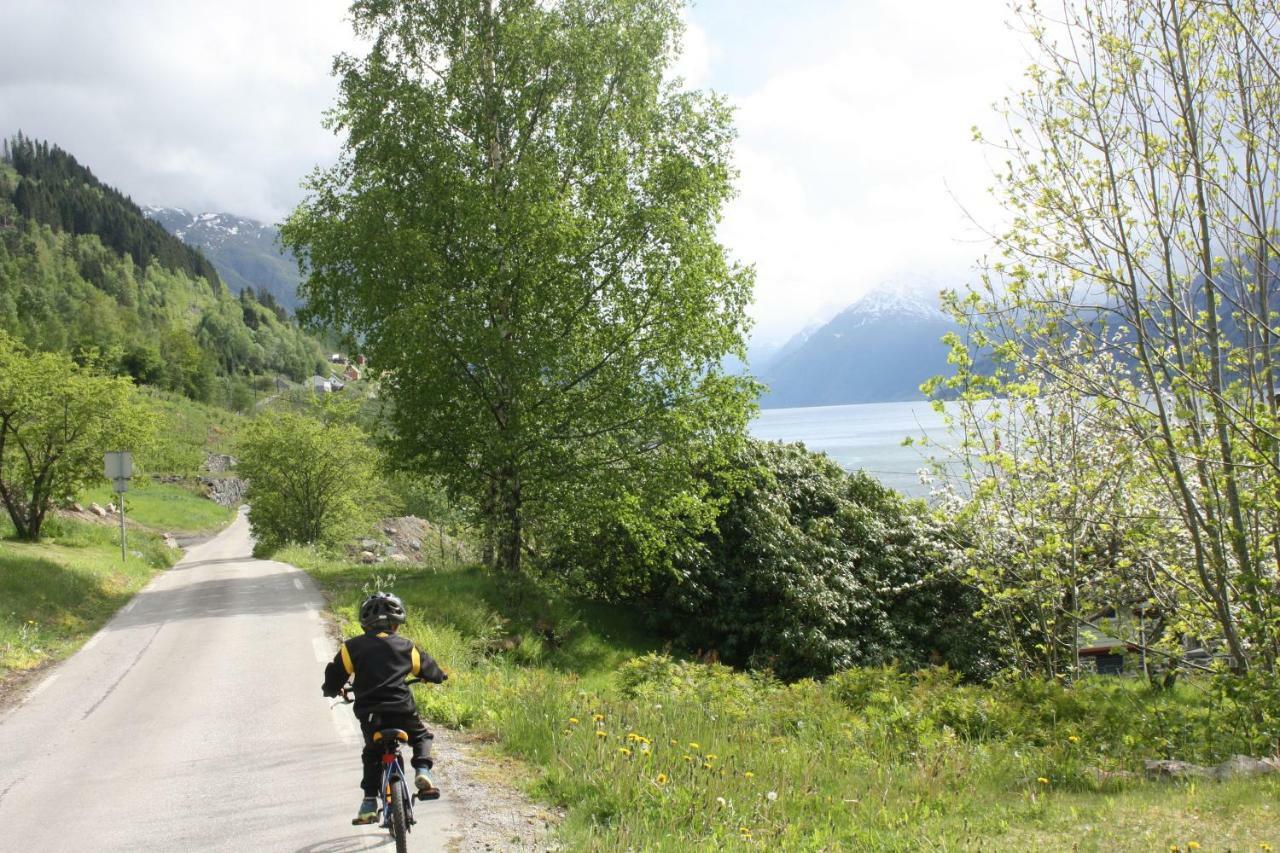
287;547;1280;851
79;480;234;535
0;517;176;680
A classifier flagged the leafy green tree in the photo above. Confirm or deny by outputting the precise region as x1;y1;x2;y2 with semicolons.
0;333;153;540
237;411;380;553
940;0;1280;675
284;0;755;577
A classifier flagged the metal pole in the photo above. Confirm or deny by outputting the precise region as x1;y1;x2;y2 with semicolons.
120;492;127;561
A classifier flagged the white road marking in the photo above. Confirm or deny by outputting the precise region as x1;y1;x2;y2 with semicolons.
313;637;333;664
29;673;58;699
293;578;304;590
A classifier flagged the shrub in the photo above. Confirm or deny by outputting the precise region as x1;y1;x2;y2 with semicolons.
236;410;380;552
649;440;999;680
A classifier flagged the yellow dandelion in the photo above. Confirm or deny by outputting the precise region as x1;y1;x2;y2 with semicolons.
744;771;755;779
1188;844;1200;851
592;713;604;722
595;730;608;739
561;729;571;735
705;753;717;761
618;747;632;757
568;717;580;725
702;762;713;770
655;773;669;785
683;755;693;762
670;739;679;746
627;732;640;742
1067;735;1079;744
1037;777;1049;785
689;742;701;750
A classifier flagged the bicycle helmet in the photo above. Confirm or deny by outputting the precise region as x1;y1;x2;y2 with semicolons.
359;591;407;631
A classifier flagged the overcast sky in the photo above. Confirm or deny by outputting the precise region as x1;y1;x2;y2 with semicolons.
0;0;1028;347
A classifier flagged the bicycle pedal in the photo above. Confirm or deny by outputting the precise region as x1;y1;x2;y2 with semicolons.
351;815;378;826
416;789;440;801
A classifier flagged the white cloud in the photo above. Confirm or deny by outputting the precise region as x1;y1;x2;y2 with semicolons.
715;0;1026;345
0;0;357;223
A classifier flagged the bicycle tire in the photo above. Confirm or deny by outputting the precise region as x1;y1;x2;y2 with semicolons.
389;778;409;853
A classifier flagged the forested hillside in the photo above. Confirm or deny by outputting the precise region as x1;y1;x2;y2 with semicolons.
0;135;326;405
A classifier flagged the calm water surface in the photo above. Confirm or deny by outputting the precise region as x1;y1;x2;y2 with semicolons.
749;400;952;497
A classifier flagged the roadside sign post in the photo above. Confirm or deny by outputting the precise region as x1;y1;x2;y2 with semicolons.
104;452;133;561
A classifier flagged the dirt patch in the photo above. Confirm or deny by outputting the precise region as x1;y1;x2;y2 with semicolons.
435;733;563;852
350;516;475;566
0;660;57;718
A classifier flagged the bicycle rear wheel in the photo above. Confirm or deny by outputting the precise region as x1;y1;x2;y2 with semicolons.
389;779;409;853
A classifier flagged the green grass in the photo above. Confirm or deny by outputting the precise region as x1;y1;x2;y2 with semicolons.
287;547;1280;851
139;388;244;476
79;480;233;535
0;516;176;680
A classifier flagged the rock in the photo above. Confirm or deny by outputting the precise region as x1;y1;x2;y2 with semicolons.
360;550;377;564
198;475;248;508
1143;760;1212;780
204;454;238;474
383;526;397;536
71;502;84;513
162;533;179;550
409;539;422;552
90;503;107;517
1214;755;1280;780
390;553;410;564
359;538;379;552
106;502;117;515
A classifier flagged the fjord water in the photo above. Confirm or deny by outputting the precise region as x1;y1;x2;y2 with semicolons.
750;400;951;498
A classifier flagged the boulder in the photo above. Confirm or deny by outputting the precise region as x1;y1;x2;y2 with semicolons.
360;550;377;564
1143;760;1212;780
389;553;410;564
162;533;179;550
71;502;84;513
90;503;107;517
409;539;422;552
359;538;379;552
383;526;397;536
1214;755;1280;780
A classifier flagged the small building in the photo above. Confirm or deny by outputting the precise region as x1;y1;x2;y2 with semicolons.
330;353;345;364
343;364;361;382
311;375;332;393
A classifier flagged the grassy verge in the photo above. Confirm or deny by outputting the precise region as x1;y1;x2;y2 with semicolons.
286;547;1280;851
0;516;177;682
79;480;234;535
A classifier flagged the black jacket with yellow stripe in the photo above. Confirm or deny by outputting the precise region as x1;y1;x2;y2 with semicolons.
322;630;446;715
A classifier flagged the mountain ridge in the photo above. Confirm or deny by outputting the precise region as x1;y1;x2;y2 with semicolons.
144;206;303;313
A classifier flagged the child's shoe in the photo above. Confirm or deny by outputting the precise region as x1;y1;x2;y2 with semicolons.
415;767;440;799
352;796;379;825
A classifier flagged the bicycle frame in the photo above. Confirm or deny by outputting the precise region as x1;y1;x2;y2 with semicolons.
378;744;415;832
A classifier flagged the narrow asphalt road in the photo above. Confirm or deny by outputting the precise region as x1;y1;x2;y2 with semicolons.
0;510;462;852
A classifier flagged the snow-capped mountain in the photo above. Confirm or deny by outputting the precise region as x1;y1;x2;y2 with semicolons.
758;284;958;407
144;207;302;312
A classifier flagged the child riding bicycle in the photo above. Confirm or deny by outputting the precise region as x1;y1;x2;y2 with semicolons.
322;591;447;824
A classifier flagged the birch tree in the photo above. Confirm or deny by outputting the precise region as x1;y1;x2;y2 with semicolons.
284;0;754;578
941;0;1280;674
